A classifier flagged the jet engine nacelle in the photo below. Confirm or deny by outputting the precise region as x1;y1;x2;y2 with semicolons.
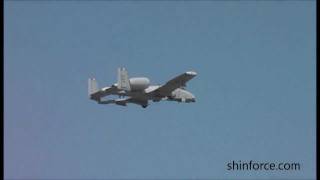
129;77;150;91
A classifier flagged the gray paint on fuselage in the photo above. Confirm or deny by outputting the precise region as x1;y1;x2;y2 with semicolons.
122;86;195;102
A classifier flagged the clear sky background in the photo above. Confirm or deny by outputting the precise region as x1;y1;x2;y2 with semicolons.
4;1;316;179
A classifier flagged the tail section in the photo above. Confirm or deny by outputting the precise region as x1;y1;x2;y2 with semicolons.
88;78;99;97
117;67;131;91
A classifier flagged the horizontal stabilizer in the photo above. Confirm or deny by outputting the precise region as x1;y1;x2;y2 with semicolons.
99;98;128;106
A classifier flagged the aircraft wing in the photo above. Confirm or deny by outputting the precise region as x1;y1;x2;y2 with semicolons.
150;71;197;96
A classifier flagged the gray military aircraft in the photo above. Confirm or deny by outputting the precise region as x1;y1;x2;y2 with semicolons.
88;68;197;108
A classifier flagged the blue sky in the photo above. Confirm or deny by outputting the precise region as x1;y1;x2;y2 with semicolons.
4;1;316;179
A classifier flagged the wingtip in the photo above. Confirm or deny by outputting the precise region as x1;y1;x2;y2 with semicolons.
186;71;197;76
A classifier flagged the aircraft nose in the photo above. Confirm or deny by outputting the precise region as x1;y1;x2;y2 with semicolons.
186;97;196;103
189;93;196;102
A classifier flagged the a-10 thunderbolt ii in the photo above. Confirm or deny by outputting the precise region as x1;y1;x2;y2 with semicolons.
88;68;197;108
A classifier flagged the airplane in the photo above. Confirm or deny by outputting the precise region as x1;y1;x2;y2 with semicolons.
88;68;197;108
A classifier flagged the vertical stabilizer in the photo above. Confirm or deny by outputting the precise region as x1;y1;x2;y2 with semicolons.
117;67;131;91
88;78;99;97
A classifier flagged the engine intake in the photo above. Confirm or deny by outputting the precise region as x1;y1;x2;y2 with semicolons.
129;77;150;91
